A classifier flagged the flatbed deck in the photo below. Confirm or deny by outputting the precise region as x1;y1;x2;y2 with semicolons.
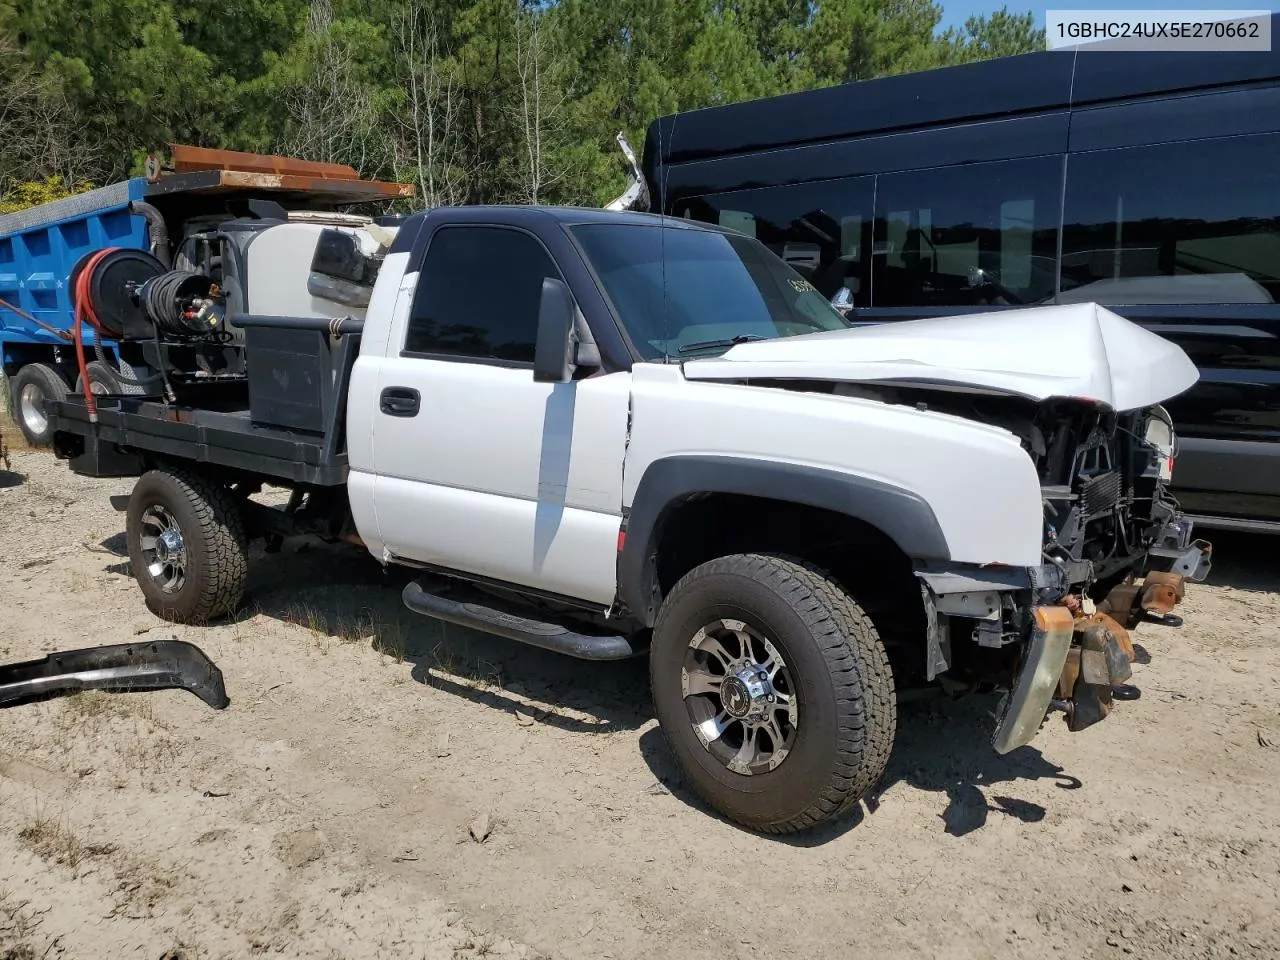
46;394;347;487
45;313;361;488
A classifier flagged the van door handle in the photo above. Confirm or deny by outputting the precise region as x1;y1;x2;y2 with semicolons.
379;386;420;418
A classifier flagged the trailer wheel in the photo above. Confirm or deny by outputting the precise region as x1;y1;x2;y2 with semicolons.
8;363;69;447
76;360;147;397
649;553;896;834
125;467;248;624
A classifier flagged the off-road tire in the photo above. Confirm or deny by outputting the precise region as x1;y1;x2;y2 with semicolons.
125;466;248;624
76;359;148;397
8;363;69;447
650;553;896;834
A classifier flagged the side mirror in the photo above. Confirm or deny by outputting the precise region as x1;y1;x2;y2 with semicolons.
534;277;600;383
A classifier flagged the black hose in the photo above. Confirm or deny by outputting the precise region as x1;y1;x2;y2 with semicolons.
154;321;176;403
129;201;172;268
228;313;364;335
140;270;215;337
92;339;164;387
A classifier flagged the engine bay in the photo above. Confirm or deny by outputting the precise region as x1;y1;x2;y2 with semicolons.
862;386;1177;587
759;377;1182;594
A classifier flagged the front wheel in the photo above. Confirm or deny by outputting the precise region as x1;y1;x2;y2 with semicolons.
650;553;896;834
125;467;248;624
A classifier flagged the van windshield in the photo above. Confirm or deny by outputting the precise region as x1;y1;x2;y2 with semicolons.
569;221;851;360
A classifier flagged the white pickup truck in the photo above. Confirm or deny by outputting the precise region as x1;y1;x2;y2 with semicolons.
45;203;1211;834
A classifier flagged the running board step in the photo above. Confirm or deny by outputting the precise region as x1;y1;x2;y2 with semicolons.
401;580;642;661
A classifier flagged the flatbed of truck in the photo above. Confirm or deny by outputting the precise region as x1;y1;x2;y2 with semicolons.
46;393;347;487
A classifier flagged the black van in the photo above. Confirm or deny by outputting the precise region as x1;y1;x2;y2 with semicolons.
641;17;1280;533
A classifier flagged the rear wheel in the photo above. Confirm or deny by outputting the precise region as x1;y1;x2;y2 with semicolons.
125;467;248;623
76;359;149;397
8;363;69;447
650;553;896;834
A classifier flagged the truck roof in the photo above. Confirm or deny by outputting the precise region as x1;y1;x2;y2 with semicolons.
387;204;721;255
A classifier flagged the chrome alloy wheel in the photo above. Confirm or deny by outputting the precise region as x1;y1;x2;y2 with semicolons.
137;504;187;594
681;618;798;775
18;381;47;436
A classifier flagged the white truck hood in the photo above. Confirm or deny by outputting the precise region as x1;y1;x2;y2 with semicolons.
681;302;1199;411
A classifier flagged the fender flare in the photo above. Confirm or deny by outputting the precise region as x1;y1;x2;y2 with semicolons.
617;455;952;626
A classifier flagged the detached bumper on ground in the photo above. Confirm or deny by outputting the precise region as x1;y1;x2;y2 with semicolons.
0;638;229;710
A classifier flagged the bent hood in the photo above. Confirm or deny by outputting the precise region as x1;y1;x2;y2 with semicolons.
681;302;1200;411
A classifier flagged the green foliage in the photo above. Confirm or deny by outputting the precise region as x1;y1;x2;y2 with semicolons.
0;176;94;214
0;0;1044;206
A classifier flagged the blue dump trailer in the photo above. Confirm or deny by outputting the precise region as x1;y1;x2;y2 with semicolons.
1;145;413;446
0;180;149;444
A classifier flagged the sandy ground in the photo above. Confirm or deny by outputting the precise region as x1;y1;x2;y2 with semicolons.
2;441;1279;960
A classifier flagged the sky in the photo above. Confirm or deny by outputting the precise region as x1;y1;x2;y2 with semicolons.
937;0;1280;31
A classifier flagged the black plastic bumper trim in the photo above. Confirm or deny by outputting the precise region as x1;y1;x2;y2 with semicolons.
0;639;230;710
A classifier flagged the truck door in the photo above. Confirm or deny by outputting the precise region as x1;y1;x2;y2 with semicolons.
369;223;631;607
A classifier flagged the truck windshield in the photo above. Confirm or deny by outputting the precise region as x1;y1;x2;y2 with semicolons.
569;221;851;360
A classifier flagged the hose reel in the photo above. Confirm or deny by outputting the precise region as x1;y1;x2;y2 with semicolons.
70;249;222;341
135;270;224;338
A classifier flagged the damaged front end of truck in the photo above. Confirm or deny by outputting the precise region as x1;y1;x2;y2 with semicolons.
681;301;1211;753
888;376;1212;752
914;399;1211;755
890;308;1214;754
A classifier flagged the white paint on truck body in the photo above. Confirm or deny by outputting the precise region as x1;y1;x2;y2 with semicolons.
346;242;1195;608
622;363;1046;567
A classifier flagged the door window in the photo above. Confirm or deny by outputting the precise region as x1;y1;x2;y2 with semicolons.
405;225;563;362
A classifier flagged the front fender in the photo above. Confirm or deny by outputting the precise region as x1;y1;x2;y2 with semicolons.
617;455;951;625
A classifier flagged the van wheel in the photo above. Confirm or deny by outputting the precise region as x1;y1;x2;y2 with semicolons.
650;553;896;834
8;363;69;447
125;467;248;624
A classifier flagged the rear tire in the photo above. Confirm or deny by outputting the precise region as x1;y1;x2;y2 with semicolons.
125;466;248;624
76;359;148;397
8;363;69;447
650;553;896;834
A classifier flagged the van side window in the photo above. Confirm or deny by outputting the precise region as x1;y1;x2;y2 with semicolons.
674;176;874;307
404;225;563;363
1061;133;1280;305
871;156;1061;308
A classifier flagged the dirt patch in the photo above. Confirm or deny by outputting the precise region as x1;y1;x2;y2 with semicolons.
273;826;331;869
0;387;25;488
3;446;1280;960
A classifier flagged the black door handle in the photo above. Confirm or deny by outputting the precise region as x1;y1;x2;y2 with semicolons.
380;386;420;417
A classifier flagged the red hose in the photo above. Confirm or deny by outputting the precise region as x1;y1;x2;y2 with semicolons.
71;247;122;422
